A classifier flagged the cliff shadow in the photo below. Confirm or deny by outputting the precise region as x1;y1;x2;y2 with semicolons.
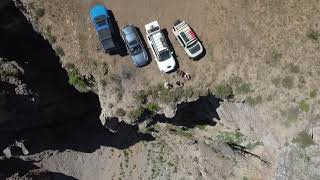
151;93;221;129
0;0;154;154
0;158;77;180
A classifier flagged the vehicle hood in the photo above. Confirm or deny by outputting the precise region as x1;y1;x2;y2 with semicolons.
89;4;108;21
187;42;203;58
132;51;148;67
156;56;176;73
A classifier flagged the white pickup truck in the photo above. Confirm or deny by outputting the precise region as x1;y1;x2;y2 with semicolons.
172;20;203;59
145;21;176;73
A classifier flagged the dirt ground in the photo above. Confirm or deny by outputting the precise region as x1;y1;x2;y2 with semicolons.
21;0;320;124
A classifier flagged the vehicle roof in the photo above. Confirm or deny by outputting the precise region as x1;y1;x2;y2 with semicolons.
150;31;169;56
121;25;138;46
90;4;109;20
145;21;160;35
174;21;197;44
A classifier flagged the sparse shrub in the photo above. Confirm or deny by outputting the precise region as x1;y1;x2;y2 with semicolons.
216;131;245;144
236;83;251;94
284;107;299;127
35;8;45;18
230;76;251;94
65;62;75;69
67;68;94;92
55;46;65;56
169;128;193;139
298;100;309;113
271;77;281;87
100;79;107;87
195;124;207;130
46;26;57;44
307;30;320;41
28;2;35;9
266;49;282;66
128;106;145;120
292;130;314;148
282;76;294;89
245;141;264;150
214;83;233;99
146;103;159;114
134;90;149;104
310;90;317;98
115;108;126;117
267;95;272;101
246;95;263;106
109;73;122;84
289;63;300;73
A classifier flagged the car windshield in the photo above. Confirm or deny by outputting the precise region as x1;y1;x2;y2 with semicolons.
130;45;142;55
158;50;171;61
95;15;107;27
128;40;138;46
186;40;198;48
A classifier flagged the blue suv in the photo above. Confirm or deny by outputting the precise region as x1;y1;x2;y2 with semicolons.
90;5;117;54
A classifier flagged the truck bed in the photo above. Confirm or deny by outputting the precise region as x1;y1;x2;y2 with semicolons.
98;28;116;52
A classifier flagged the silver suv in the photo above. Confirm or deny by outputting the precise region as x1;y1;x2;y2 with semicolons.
120;25;149;67
172;20;203;59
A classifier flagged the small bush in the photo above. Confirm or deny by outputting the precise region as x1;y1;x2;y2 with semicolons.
236;83;251;94
310;90;317;98
289;63;300;73
230;76;251;94
245;141;264;150
115;108;126;117
169;128;193;139
282;76;294;89
266;49;282;66
271;78;281;87
214;83;233;99
298;100;309;113
195;124;207;130
128;106;145;120
246;95;263;106
65;63;75;69
55;46;65;56
307;30;320;41
146;103;159;114
216;131;245;144
292;130;314;148
284;107;299;127
35;8;45;18
67;68;94;92
134;90;149;104
46;26;57;44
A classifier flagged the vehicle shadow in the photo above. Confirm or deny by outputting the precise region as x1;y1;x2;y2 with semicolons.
108;10;127;57
162;28;180;72
135;27;152;66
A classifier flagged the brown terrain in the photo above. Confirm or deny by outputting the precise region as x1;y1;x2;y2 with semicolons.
1;0;320;179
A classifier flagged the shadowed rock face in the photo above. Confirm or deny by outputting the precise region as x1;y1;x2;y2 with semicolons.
0;0;158;149
0;0;102;149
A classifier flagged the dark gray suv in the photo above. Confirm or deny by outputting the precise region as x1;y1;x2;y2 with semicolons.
120;25;149;67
